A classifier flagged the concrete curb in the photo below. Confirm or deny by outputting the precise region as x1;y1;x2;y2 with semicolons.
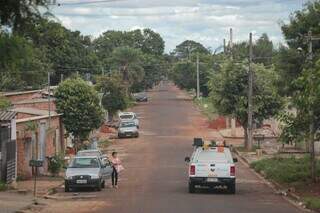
234;149;313;213
44;194;97;200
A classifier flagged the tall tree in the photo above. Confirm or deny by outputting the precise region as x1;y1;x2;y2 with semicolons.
55;78;103;149
0;0;48;32
209;60;283;149
173;40;210;59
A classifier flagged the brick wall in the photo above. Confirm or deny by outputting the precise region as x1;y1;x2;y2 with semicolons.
13;100;56;112
16;116;64;179
4;91;42;103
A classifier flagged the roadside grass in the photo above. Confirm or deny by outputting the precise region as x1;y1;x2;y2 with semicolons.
236;145;259;153
193;97;218;120
99;139;112;148
250;156;320;184
303;197;320;210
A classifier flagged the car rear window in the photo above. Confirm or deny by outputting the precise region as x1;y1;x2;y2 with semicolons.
196;151;229;163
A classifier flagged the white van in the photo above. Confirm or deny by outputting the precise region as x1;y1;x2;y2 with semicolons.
185;138;237;194
118;112;139;128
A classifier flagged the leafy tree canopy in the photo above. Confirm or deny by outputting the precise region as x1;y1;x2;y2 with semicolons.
55;78;104;144
173;40;210;59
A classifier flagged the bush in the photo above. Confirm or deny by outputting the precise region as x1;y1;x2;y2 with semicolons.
251;156;320;184
0;181;7;191
304;197;320;210
48;154;65;176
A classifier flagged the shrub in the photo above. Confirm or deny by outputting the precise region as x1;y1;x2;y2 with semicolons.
0;181;7;191
48;154;65;176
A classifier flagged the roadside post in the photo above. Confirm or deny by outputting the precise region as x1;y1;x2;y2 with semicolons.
253;134;264;158
29;159;43;204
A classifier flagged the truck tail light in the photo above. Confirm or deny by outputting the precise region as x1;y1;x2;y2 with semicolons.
230;166;235;176
190;165;195;175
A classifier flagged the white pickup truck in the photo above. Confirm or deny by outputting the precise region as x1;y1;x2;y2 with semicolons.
185;138;238;194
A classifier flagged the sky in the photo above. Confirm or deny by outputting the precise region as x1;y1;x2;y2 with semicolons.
49;0;305;52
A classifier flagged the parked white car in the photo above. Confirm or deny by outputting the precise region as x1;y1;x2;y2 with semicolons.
185;138;237;194
118;121;139;138
118;112;139;128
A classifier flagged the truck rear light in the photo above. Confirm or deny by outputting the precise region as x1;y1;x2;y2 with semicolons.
230;166;235;176
190;165;195;175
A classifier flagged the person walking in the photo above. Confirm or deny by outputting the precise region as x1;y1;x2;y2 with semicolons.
110;151;124;188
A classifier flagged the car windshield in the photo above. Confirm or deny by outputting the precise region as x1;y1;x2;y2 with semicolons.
69;158;100;168
120;122;136;127
120;114;134;120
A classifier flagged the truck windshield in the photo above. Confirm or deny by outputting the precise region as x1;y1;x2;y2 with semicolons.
120;115;134;119
69;158;100;168
120;122;136;127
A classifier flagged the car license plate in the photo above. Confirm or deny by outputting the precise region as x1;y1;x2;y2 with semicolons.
207;178;218;182
76;179;87;184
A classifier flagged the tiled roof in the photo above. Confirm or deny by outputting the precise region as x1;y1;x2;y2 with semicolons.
0;111;17;121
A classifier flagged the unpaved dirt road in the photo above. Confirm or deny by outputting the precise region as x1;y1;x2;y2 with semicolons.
38;82;302;213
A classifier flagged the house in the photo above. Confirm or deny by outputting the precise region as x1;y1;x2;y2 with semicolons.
0;111;17;183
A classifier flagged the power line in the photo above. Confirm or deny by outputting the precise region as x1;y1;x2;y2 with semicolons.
51;0;124;6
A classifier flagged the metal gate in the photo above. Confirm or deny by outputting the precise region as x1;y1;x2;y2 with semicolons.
6;140;16;183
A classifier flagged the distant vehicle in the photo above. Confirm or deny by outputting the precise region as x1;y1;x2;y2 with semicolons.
185;138;237;194
64;156;112;192
118;112;139;128
133;92;148;102
118;121;139;138
76;149;108;164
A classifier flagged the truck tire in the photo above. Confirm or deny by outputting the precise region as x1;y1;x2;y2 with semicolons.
96;180;102;191
64;182;70;192
228;183;236;194
189;182;195;193
102;180;105;188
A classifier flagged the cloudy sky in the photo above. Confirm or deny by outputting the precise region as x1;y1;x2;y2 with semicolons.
49;0;305;52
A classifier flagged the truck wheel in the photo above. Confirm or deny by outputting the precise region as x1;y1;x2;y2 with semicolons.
96;180;102;191
64;183;70;192
189;182;195;193
228;183;236;194
102;180;105;188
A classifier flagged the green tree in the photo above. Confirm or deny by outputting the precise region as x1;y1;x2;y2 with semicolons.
111;47;144;92
95;75;127;118
0;0;48;31
209;60;283;149
141;28;165;56
0;32;49;90
173;40;210;59
0;96;11;110
55;78;103;149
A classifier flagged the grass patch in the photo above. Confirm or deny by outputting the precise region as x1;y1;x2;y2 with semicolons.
303;197;320;210
250;156;320;184
99;139;112;148
236;145;259;152
194;97;218;120
0;181;7;191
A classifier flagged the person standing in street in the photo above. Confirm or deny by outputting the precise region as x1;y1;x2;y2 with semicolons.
110;151;124;188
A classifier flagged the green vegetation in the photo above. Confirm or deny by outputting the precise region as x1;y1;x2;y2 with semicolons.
55;78;104;148
303;197;320;210
0;181;7;191
194;97;218;120
48;154;65;176
251;156;320;184
0;96;11;110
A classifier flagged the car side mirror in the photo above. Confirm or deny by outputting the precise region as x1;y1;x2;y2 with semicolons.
185;157;190;162
233;157;238;163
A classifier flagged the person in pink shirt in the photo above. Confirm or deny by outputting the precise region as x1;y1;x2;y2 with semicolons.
110;151;124;188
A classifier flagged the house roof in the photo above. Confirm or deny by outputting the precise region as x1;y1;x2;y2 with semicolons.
0;111;17;122
12;107;57;116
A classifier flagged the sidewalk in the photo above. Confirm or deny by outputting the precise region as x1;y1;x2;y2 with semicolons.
0;176;63;213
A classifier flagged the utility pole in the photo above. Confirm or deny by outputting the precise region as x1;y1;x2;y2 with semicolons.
247;32;254;151
196;53;200;99
308;30;316;183
60;74;64;83
48;72;51;129
229;28;233;57
223;39;226;54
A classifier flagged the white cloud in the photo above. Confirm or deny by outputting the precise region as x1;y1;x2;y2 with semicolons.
49;0;303;52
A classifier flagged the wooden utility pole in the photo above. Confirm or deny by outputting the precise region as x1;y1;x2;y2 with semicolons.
196;53;200;99
247;33;254;151
308;30;316;183
48;72;51;129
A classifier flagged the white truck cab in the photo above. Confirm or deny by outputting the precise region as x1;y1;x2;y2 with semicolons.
185;138;237;194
